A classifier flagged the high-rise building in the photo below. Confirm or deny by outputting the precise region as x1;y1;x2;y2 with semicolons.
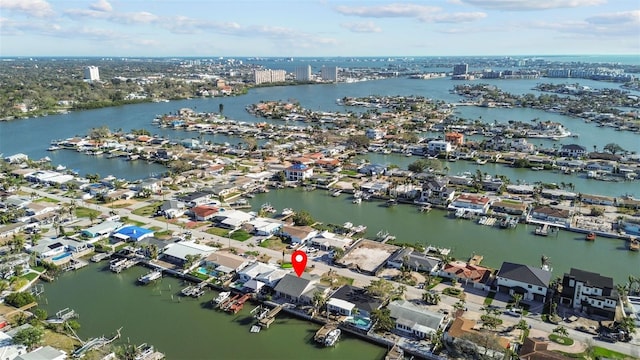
295;65;311;82
321;66;338;82
253;69;286;85
453;64;468;76
84;66;100;82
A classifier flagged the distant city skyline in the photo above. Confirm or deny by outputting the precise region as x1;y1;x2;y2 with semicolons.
1;0;638;57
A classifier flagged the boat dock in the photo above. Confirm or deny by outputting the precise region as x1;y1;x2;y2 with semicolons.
109;258;139;273
72;327;121;358
534;224;549;236
257;304;284;328
313;323;338;344
469;254;484;266
181;284;205;298
91;252;112;262
385;344;404;360
226;293;252;314
219;294;240;310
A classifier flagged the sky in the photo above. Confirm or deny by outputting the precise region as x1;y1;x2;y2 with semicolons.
1;0;639;57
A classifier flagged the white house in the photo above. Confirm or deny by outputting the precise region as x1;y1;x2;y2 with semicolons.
496;262;551;303
448;193;491;213
280;225;318;245
427;140;452;154
388;300;446;339
284;163;314;182
238;262;280;283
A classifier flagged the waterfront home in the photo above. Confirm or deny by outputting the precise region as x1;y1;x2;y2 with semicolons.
310;231;352;251
213;209;253;230
274;273;328;304
618;196;640;210
529;206;571;226
420;178;455;206
245;218;282;236
4;153;29;164
24;202;59;219
560;144;587;158
81;220;124;239
445;132;464;146
540;189;577;201
490;200;528;217
580;194;616;206
203;250;251;275
445;317;511;357
485;135;508;151
438;261;492;289
559;268;617;320
448;193;492;214
327;285;383;320
585;160;616;173
103;189;136;202
24;170;74;186
29;237;92;262
111;226;154;242
358;164;388;176
0;331;27;358
3;195;32;208
284;163;313;182
238;262;280;284
190;205;219;221
496;262;551;303
386;248;441;274
254;268;289;289
447;174;473;186
388;300;446;339
510;138;535;153
480;176;504;192
279;225;318;245
160;241;216;268
427;140;452;155
366;128;386;140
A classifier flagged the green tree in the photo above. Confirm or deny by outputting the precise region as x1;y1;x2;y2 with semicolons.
553;325;569;337
346;135;370;148
4;291;37;308
371;308;394;332
33;308;48;320
365;278;395;299
408;159;429;173
12;326;44;350
603;143;624;155
292;210;314;226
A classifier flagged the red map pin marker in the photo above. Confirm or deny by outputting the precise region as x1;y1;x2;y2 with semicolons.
291;250;308;277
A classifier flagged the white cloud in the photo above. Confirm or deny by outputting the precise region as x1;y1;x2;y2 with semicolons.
0;0;54;18
340;21;383;33
90;0;112;12
335;3;441;17
422;11;487;23
460;0;607;11
586;10;640;25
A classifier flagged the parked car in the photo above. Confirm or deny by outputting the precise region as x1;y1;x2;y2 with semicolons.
504;308;523;317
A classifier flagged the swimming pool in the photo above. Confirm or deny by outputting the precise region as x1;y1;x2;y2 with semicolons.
346;316;372;330
51;252;72;261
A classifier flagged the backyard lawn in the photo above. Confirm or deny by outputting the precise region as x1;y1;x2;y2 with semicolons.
132;202;162;217
260;237;288;252
75;207;101;219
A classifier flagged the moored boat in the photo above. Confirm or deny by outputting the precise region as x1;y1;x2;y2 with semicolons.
629;238;639;252
213;291;231;306
585;232;596;241
324;329;341;347
137;270;162;284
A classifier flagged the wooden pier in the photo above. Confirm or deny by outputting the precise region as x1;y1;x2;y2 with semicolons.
257;304;284;328
385;344;404;360
219;294;240;310
109;258;139;273
314;323;338;344
469;254;484;266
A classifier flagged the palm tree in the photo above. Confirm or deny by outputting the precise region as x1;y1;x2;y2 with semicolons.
553;325;569;337
511;293;523;309
516;319;529;342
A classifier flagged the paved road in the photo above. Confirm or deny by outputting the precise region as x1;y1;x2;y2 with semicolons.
26;187;640;357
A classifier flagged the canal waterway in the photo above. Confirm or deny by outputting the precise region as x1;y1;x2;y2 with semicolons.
39;263;387;360
249;188;638;285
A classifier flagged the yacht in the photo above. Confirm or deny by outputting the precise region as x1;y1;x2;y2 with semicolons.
324;329;341;347
137;270;162;285
213;291;231;306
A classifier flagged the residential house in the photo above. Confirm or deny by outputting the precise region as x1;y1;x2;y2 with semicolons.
327;285;383;320
358;164;387;176
448;194;491;214
445;132;464;146
160;200;186;219
388;300;446;339
178;191;213;208
111;226;154;242
280;225;318;245
496;262;552;302
490;201;528;216
560;144;587;158
519;337;569;360
486;135;508;151
310;231;352;251
386;248;441;274
511;138;535;153
29;237;92;262
135;177;163;193
529;206;571;226
245;218;283;236
238;262;280;284
273;273;328;304
580;194;616;206
82;221;124;239
213;209;253;230
559;268;617;319
439;261;492;289
191;205;219;221
420;178;455;206
160;241;216;268
366;128;386;140
445;317;511;358
284;163;314;182
481;177;504;191
254;268;289;288
427;140;452;155
15;345;67;360
203;250;250;274
540;189;577;200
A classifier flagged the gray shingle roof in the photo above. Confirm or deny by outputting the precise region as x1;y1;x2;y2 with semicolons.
498;262;551;287
274;273;316;298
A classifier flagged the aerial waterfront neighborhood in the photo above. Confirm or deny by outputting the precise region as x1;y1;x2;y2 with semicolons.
0;53;639;360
